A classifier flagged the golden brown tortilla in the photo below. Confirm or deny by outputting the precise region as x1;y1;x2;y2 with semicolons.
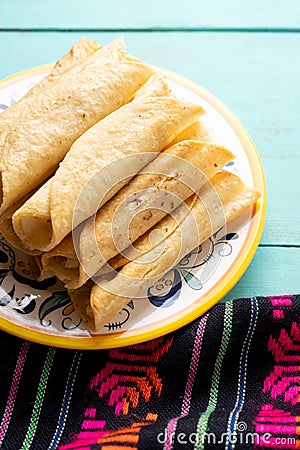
69;172;260;331
41;140;234;288
169;120;214;145
0;37;154;213
37;116;215;284
0;37;101;133
0;37;102;254
1;74;170;257
13;82;204;253
0;193;43;255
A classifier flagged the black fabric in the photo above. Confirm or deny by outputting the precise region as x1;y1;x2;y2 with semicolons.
0;295;299;450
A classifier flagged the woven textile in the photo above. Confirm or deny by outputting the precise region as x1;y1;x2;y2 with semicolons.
0;295;299;449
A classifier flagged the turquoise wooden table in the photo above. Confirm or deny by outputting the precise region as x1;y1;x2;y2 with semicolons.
0;0;299;302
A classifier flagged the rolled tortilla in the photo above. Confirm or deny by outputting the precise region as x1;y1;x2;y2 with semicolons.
41;140;234;288
0;192;43;255
69;172;260;331
33;37;102;88
1;37;102;115
13;83;204;252
0;37;101;135
0;37;154;213
1;74;170;255
11;74;170;257
0;37;102;255
169;120;214;146
38;118;215;281
12;74;170;255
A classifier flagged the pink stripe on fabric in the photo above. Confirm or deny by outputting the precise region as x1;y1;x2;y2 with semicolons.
257;415;300;423
77;431;109;439
60;446;91;450
271;299;293;307
256;424;296;434
0;341;30;445
82;420;106;430
164;417;179;450
164;314;208;450
60;445;91;450
60;439;105;449
268;295;294;304
181;315;209;416
258;408;291;416
260;404;274;411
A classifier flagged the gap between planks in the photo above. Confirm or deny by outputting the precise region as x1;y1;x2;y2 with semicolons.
0;27;300;33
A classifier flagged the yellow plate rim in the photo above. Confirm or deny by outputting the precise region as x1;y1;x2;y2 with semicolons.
0;64;267;349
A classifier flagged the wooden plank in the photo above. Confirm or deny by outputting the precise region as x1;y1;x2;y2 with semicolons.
223;247;300;301
0;32;299;246
0;0;300;29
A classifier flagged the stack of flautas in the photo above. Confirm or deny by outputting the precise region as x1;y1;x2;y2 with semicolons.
0;38;260;331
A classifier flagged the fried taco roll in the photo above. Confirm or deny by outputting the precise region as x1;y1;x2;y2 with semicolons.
0;37;102;254
37;117;214;282
0;193;42;255
40;140;234;288
69;172;260;331
13;81;204;252
169;119;214;145
0;37;102;129
1;75;169;254
0;37;154;213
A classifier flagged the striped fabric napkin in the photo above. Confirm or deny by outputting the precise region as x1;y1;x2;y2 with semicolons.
0;294;299;450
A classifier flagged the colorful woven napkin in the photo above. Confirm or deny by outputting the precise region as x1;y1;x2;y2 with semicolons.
0;294;299;450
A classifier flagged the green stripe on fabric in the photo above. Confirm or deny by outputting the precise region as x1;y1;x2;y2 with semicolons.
194;301;234;450
21;347;56;450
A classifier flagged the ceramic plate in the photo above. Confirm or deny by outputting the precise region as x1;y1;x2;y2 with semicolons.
0;65;266;349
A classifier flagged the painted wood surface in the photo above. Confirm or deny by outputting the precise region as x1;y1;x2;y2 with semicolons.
0;0;300;29
0;2;299;301
223;247;300;301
